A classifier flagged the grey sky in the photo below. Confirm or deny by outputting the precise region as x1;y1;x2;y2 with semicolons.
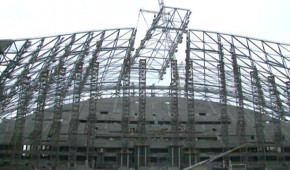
0;0;289;43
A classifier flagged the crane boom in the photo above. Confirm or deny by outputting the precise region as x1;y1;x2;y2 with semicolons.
158;0;164;9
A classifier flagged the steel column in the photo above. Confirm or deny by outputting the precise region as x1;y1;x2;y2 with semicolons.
217;35;229;168
170;59;180;167
230;44;247;162
267;75;284;162
11;74;31;161
217;36;229;148
86;61;99;168
68;61;83;169
31;70;50;163
185;32;196;166
136;59;147;167
250;68;266;164
49;34;75;166
121;56;131;168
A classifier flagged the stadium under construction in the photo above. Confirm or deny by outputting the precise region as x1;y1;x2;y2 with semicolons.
0;4;290;170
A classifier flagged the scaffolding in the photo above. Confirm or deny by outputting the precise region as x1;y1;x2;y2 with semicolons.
49;64;66;165
49;34;77;167
83;32;104;168
68;33;93;169
250;68;266;164
138;59;146;144
0;9;290;169
136;59;147;167
0;28;136;168
11;74;31;161
230;43;247;162
30;36;64;164
31;70;50;162
185;31;197;166
185;56;196;166
217;36;229;150
120;56;131;168
68;61;83;169
217;35;230;169
230;44;246;142
170;59;180;167
86;61;99;168
267;75;284;162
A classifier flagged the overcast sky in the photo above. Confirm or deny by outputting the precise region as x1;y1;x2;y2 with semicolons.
0;0;289;43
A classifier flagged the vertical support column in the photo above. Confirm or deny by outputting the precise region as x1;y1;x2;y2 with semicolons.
136;59;148;168
250;68;266;164
217;35;229;168
121;57;131;168
49;65;66;166
185;33;196;166
49;34;75;167
185;59;196;165
68;61;83;169
86;62;99;168
170;59;180;168
230;44;247;162
267;75;284;162
138;59;146;144
32;70;50;163
11;74;31;161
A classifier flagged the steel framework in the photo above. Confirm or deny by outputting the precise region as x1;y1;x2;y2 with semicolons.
185;34;196;165
86;61;99;168
132;7;191;80
170;59;180;167
11;74;31;161
250;68;266;165
267;75;285;162
136;59;147;167
187;29;290;119
0;5;290;170
0;16;289;121
31;69;49;163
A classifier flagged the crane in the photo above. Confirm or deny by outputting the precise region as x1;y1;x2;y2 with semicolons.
158;0;165;9
139;0;167;15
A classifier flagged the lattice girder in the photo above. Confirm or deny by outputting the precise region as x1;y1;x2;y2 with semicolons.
187;29;290;119
132;6;191;80
0;28;135;119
